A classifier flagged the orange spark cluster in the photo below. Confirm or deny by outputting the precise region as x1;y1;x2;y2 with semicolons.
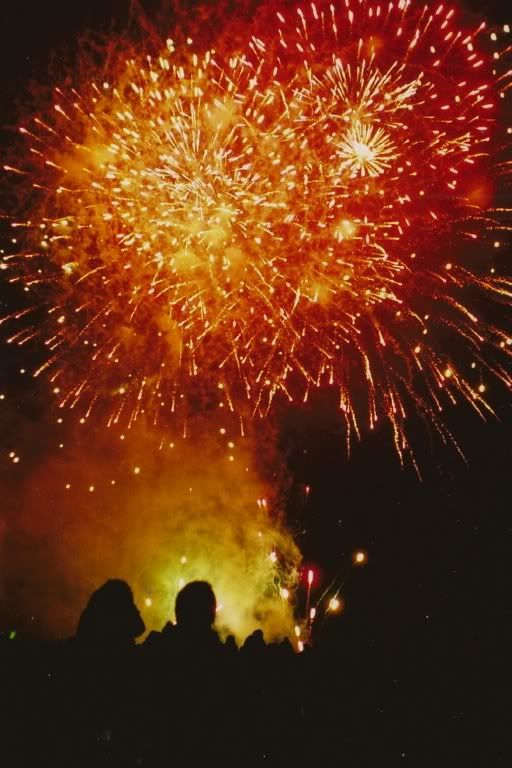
2;0;512;461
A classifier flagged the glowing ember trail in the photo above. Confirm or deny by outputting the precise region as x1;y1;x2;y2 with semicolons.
2;0;512;463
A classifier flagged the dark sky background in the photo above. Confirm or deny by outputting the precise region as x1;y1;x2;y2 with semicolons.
0;0;510;663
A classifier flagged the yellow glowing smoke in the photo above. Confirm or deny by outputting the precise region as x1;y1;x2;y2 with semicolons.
1;417;300;643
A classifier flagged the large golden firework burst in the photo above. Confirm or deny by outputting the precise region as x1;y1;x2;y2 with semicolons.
2;0;512;463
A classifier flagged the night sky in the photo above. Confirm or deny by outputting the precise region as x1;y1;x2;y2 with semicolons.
0;0;510;705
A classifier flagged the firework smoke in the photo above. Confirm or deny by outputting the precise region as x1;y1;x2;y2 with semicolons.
0;414;300;642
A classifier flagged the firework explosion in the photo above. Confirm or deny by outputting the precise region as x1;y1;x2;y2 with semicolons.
2;0;512;465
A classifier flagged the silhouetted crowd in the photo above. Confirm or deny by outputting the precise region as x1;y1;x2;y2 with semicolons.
2;580;306;766
1;577;508;766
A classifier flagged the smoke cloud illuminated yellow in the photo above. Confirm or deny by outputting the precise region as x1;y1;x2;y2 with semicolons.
1;418;300;643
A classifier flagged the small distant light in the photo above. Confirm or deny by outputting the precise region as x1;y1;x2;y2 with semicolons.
298;641;304;653
494;241;500;248
13;456;20;464
9;451;15;458
269;551;278;563
280;588;290;600
309;607;317;620
414;345;421;354
478;384;486;393
329;597;341;612
65;484;71;490
89;485;95;493
444;367;453;379
219;428;226;435
228;441;235;448
180;556;187;564
0;394;5;400
53;387;60;394
445;262;452;270
111;480;116;485
307;569;314;586
144;597;152;607
133;466;141;475
354;551;367;565
504;24;510;33
294;625;301;638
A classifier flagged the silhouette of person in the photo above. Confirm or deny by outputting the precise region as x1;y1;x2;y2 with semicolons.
174;579;217;636
76;578;145;649
143;580;242;762
60;580;146;765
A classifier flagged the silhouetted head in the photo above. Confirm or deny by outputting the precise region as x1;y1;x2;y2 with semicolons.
175;581;216;633
76;579;145;648
242;628;266;655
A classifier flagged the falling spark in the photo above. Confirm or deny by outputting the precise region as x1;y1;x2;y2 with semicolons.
328;597;341;612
